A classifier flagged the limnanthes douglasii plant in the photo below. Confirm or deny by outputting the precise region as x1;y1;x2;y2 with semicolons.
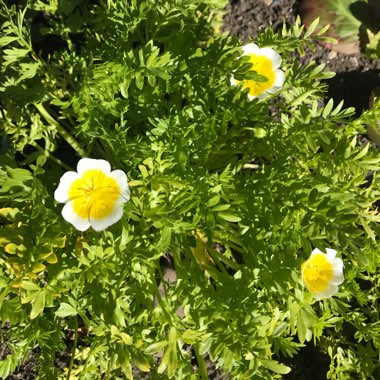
0;0;380;379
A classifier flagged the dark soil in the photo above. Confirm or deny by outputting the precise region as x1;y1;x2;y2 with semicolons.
0;346;38;380
2;1;379;379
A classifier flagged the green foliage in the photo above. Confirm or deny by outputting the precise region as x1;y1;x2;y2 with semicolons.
0;0;379;379
366;30;380;59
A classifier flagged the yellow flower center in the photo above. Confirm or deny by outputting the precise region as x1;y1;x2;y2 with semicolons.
301;253;333;294
68;169;120;220
239;54;276;97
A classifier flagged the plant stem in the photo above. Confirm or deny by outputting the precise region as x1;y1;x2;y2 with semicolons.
34;103;87;157
194;345;208;380
151;271;172;323
31;143;73;171
66;316;79;380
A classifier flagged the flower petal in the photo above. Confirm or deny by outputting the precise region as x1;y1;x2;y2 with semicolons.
77;158;111;175
256;92;270;101
331;256;343;270
273;69;286;88
110;170;130;203
242;43;259;55
265;86;282;95
330;258;344;284
61;202;91;231
315;283;339;299
54;171;80;203
326;248;337;261
329;271;344;285
311;248;323;256
89;202;124;231
259;47;282;68
230;75;237;86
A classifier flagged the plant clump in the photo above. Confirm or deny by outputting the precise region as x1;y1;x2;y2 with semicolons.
0;0;380;379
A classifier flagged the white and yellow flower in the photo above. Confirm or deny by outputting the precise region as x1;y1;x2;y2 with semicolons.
301;248;344;299
54;158;130;231
231;43;285;100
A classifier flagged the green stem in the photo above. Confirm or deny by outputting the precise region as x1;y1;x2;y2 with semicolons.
32;143;73;171
151;273;172;323
34;103;87;157
66;316;79;380
194;345;208;380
